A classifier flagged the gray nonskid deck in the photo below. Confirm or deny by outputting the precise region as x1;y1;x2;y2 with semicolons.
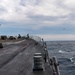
0;40;53;75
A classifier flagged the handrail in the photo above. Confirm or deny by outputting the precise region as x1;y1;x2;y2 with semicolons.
43;42;60;75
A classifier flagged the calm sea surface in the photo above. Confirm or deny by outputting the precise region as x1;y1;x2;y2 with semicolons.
46;41;75;75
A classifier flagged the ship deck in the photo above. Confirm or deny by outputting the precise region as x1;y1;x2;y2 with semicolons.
0;39;53;75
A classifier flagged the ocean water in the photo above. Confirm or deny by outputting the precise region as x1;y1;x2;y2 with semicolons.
46;41;75;75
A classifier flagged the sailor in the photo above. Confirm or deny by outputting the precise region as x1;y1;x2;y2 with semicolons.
27;33;29;39
44;47;47;62
44;53;46;62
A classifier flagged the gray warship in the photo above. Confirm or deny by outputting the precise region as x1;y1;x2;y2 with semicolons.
0;35;60;75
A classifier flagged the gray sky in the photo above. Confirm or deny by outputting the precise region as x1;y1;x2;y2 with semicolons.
0;0;75;40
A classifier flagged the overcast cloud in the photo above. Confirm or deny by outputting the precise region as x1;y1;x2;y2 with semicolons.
0;0;75;40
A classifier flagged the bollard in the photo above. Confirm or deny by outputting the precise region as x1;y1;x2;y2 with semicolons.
34;53;42;56
33;53;43;71
35;42;38;45
0;43;3;48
